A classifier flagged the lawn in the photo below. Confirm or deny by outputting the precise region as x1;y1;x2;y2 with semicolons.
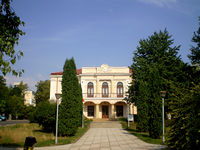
0;120;91;148
118;118;167;145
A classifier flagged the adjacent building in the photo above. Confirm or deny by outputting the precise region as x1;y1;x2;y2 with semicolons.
50;64;137;119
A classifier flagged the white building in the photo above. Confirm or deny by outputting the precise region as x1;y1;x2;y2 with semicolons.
50;64;137;119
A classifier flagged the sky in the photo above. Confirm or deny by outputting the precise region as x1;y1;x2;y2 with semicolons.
5;0;200;91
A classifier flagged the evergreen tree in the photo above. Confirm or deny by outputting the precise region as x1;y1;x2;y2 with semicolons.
136;80;149;132
59;58;82;136
167;17;200;149
188;17;200;65
147;65;162;138
130;29;182;138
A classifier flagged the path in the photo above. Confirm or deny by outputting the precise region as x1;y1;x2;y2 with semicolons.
1;120;167;150
34;120;166;150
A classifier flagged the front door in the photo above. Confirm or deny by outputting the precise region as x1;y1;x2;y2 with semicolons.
102;105;109;118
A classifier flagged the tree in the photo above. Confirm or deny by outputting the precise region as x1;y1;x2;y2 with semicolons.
0;75;9;114
34;101;56;132
167;82;200;149
167;17;200;149
130;29;182;138
8;95;25;119
16;81;28;96
188;17;200;65
59;58;82;136
35;80;50;105
0;0;25;76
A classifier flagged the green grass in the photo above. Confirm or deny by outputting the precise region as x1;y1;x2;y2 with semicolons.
118;118;166;145
0;119;92;148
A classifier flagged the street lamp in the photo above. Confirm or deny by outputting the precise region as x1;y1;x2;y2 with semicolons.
126;94;130;128
82;98;84;128
160;91;166;144
55;93;61;144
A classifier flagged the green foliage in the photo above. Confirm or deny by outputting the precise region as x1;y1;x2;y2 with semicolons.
59;58;82;136
188;17;200;65
35;80;50;105
147;66;162;138
167;83;200;149
130;29;181;138
136;81;149;132
0;0;25;76
34;101;56;132
167;17;200;149
0;75;9;114
8;95;25;119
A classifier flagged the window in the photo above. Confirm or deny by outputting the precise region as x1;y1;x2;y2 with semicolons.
117;82;123;97
87;82;94;97
87;106;94;116
102;82;109;97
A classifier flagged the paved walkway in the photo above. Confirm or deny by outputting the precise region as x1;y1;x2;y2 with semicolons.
1;120;167;150
34;120;166;150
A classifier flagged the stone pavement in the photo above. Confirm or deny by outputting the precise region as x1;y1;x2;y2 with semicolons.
34;120;166;150
1;120;167;150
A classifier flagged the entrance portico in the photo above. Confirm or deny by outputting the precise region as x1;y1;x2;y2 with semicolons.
83;100;127;119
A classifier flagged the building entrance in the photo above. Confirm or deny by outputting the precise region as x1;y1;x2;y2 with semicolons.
116;105;123;117
102;105;109;118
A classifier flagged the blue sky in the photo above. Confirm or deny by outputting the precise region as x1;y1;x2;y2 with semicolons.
5;0;200;91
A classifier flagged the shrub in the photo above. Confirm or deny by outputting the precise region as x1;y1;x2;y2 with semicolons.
34;102;56;132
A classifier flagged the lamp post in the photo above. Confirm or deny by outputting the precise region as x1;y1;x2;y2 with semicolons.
55;93;61;144
160;91;166;144
126;95;130;128
82;98;84;128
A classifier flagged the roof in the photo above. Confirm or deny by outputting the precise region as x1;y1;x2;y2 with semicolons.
129;68;133;74
51;69;82;75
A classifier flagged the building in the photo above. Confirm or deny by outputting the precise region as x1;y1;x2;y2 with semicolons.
50;64;137;119
14;82;36;106
24;91;35;106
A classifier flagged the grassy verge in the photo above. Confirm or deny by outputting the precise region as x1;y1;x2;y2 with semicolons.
0;120;92;147
118;118;164;145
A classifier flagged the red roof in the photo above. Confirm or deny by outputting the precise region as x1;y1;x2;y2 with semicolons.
129;68;133;74
51;69;82;75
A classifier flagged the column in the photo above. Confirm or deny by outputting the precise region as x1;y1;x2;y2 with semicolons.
111;104;115;119
95;104;99;118
130;103;133;114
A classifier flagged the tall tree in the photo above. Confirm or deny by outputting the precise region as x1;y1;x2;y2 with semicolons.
35;80;50;105
167;17;200;149
130;29;182;138
59;58;82;136
188;17;200;65
0;0;25;76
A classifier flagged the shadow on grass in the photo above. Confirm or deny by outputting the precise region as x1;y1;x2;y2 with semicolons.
33;129;49;133
0;143;23;148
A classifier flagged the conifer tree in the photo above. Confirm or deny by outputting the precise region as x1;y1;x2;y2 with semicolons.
188;17;200;65
136;80;149;132
130;29;181;138
59;58;82;136
167;17;200;149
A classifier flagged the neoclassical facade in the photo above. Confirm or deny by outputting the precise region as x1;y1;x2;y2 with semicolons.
50;64;137;119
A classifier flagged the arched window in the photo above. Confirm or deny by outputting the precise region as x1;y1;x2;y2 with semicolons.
102;82;109;97
87;82;94;97
117;82;123;97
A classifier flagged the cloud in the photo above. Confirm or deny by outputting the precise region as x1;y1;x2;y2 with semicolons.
5;76;37;91
137;0;177;7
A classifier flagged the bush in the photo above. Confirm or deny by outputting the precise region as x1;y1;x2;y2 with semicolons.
34;102;56;132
